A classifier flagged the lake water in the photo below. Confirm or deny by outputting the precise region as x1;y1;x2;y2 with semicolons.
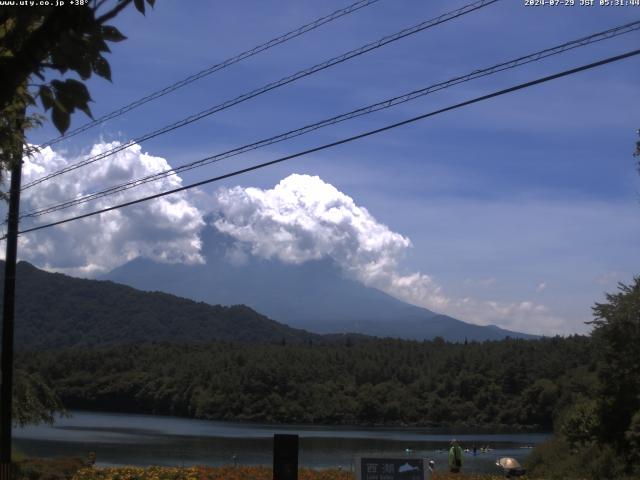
15;411;549;474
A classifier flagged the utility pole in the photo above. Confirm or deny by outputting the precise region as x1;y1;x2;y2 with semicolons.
0;110;24;480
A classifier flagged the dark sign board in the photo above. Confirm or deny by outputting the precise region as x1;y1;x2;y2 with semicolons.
273;434;298;480
356;457;426;480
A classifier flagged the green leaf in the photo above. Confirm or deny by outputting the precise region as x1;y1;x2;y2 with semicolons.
94;37;111;54
74;56;92;80
49;79;64;90
49;81;69;107
39;86;54;111
52;35;78;70
101;25;127;43
51;106;70;134
134;0;145;14
92;56;112;82
146;0;155;6
50;80;75;113
49;47;71;74
77;103;93;119
61;79;92;105
58;79;94;118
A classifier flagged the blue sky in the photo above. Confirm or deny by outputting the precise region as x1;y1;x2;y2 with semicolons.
19;0;640;334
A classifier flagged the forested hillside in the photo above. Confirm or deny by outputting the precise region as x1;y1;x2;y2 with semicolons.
2;261;324;348
19;335;594;430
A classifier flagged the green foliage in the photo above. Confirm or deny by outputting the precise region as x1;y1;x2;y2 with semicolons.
19;335;594;429
40;79;93;132
625;410;640;467
0;84;41;181
0;0;154;177
527;435;626;480
13;456;86;480
589;278;640;453
528;278;640;479
12;448;27;462
7;260;597;431
558;398;598;448
13;369;66;427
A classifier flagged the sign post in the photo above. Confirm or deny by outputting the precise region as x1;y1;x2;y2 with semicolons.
273;434;298;480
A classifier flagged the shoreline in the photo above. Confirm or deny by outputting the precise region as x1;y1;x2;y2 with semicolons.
57;408;551;435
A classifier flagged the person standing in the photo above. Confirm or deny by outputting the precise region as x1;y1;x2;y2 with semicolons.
448;439;463;473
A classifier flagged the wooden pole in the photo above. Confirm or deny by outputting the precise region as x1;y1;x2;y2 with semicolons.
0;119;24;478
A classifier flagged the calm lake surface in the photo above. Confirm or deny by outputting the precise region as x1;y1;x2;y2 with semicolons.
15;411;549;474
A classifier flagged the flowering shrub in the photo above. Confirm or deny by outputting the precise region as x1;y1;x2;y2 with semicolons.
71;466;520;480
72;466;351;480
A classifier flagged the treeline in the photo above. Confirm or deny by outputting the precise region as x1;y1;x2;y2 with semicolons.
19;335;595;430
3;261;325;350
526;279;640;479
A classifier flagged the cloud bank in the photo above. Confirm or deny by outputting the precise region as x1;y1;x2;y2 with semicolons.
11;142;205;276
4;142;568;333
213;173;450;309
211;174;565;334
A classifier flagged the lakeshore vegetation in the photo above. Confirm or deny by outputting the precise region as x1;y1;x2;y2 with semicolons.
12;461;517;480
19;335;591;430
14;277;640;479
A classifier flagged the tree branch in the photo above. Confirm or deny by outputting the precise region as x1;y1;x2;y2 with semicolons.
96;0;133;24
95;0;111;10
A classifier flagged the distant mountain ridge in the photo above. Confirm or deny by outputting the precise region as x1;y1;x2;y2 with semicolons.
104;226;537;341
1;260;326;350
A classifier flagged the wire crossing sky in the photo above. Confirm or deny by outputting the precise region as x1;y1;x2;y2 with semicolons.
13;48;639;238
19;19;640;220
38;0;382;149
13;1;640;335
22;0;499;190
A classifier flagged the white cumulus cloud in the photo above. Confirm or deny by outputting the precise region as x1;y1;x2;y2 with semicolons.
212;174;451;310
211;174;565;334
5;155;568;334
5;142;205;276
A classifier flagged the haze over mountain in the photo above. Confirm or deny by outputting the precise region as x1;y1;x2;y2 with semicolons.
1;260;325;350
105;225;536;341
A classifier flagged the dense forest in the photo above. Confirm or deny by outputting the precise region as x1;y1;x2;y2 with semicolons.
4;260;530;346
6;263;639;478
525;278;640;479
3;261;329;348
19;335;594;430
12;277;640;478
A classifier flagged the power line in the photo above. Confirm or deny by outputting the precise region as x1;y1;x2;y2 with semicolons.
10;48;639;239
38;0;382;149
26;0;497;189
20;20;640;219
22;0;499;191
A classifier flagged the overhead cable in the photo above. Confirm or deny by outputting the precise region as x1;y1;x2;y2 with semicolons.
38;0;382;149
22;0;499;190
20;20;640;219
10;48;639;239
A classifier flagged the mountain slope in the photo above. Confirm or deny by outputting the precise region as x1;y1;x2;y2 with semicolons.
105;227;536;341
1;260;323;350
